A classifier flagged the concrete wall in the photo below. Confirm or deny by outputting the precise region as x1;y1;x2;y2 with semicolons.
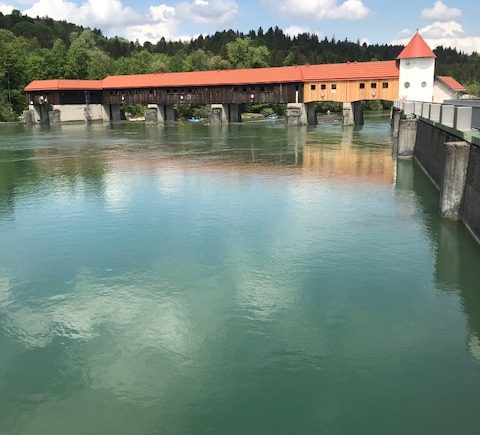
401;118;480;242
51;104;105;122
414;120;451;187
463;145;480;241
398;58;435;102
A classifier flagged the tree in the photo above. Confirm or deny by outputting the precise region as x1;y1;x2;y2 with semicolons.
226;37;270;69
65;30;97;78
87;50;113;79
182;49;210;72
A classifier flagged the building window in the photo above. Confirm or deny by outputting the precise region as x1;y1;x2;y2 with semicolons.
404;82;410;89
332;84;337;90
311;84;316;91
359;83;365;89
371;83;377;89
421;81;427;88
382;82;389;89
260;86;265;92
242;87;247;92
321;84;326;90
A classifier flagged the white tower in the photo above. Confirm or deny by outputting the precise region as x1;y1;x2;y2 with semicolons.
397;32;436;102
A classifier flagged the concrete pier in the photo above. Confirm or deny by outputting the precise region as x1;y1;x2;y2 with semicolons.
165;104;175;123
229;103;242;123
110;104;122;121
397;119;417;158
48;109;61;124
306;103;317;125
286;103;307;126
392;109;401;137
145;105;158;123
342;102;354;126
342;101;364;126
209;103;242;124
439;141;471;220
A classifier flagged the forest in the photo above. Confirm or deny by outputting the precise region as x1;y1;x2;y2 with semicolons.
1;9;480;121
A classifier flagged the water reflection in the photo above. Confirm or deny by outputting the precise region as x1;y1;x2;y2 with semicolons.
396;160;480;360
1;120;396;217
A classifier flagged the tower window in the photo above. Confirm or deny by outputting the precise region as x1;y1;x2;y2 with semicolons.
382;82;389;89
359;83;365;89
421;81;427;88
404;82;410;89
371;83;377;89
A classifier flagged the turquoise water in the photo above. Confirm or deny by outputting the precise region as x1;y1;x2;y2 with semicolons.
1;116;480;434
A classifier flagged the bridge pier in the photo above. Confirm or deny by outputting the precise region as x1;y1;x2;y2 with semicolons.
397;119;417;158
145;104;165;124
342;102;364;126
306;103;317;125
209;104;242;124
286;103;307;126
392;108;401;137
30;104;50;124
440;141;471;220
110;104;122;121
229;103;242;123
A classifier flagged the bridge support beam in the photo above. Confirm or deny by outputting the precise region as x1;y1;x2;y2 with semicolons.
165;104;175;123
30;104;50;124
109;104;122;121
209;104;228;125
228;103;242;123
145;104;167;124
343;102;364;126
286;103;307;126
392;108;401;137
101;104;110;122
397;119;417;158
209;104;242;124
440;141;471;220
306;103;317;125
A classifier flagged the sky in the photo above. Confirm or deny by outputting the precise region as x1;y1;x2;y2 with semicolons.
0;0;479;53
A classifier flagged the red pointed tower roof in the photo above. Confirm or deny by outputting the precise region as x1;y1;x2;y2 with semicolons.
397;32;436;60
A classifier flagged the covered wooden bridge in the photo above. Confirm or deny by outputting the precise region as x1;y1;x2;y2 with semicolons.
25;60;400;126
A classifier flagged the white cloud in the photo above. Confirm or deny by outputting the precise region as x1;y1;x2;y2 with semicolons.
284;25;310;37
284;25;323;39
23;0;142;31
420;20;463;38
421;1;461;21
125;3;191;43
393;21;480;54
0;2;15;14
177;0;238;24
278;0;369;21
149;4;176;22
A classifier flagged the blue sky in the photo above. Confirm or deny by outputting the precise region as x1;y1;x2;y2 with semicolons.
1;0;479;52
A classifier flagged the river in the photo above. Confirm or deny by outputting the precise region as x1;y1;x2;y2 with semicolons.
1;115;480;434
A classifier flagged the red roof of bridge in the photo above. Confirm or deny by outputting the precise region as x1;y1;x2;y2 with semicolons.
25;60;400;92
301;60;398;81
437;76;466;92
25;79;103;91
397;32;436;60
101;66;304;89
